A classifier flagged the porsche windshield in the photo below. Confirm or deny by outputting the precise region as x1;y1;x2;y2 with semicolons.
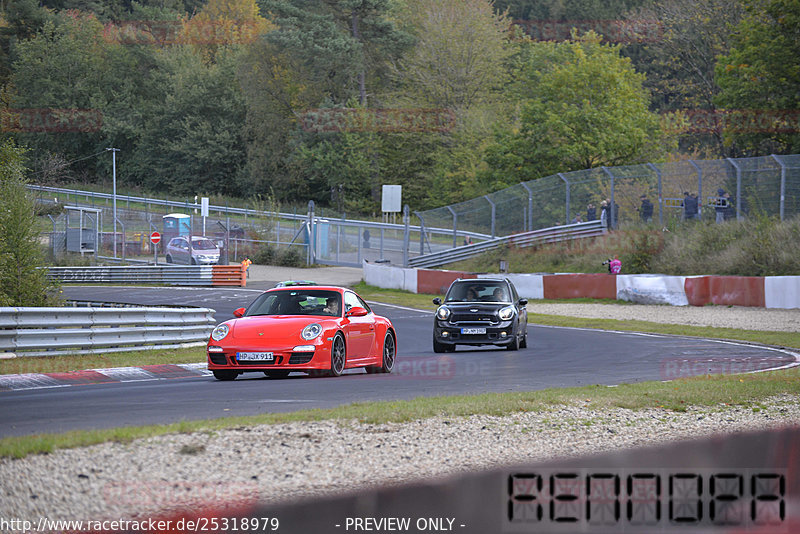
444;282;509;303
244;290;342;317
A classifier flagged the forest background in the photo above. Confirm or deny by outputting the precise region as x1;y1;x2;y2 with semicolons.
1;0;798;215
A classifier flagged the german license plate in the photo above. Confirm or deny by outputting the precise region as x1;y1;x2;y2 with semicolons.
237;352;274;361
461;328;486;335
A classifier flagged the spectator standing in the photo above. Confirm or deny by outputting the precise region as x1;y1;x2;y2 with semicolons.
571;213;582;224
682;192;698;221
600;200;608;228
638;194;653;222
586;203;596;221
723;191;735;220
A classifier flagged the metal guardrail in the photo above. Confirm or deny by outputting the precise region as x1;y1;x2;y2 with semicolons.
45;265;246;286
408;220;607;268
0;307;216;356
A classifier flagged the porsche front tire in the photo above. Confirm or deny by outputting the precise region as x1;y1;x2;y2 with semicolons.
213;369;238;381
329;333;346;377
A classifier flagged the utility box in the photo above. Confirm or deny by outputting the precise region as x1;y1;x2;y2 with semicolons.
163;213;191;241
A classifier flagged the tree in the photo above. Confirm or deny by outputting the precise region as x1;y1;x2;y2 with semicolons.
715;0;800;155
390;0;512;112
0;139;57;306
484;32;672;186
260;0;413;106
627;0;744;157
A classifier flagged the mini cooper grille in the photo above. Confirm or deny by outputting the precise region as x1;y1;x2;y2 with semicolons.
289;352;314;364
449;314;498;325
208;353;227;365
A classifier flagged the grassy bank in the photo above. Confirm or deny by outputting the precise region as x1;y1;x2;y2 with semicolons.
1;366;798;459
448;216;800;276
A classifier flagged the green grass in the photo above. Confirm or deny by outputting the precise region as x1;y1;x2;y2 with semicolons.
1;367;797;459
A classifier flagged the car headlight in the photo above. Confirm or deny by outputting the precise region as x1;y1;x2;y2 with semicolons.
301;323;322;341
498;306;515;321
436;306;451;320
210;324;229;341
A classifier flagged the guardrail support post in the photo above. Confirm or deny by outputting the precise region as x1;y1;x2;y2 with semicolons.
771;154;786;220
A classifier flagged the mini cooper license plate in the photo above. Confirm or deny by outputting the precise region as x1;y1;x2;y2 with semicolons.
460;327;486;335
237;352;274;362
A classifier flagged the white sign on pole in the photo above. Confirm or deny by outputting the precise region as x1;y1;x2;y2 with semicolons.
381;185;402;213
201;197;210;218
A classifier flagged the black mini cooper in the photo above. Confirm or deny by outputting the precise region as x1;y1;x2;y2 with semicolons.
432;278;528;352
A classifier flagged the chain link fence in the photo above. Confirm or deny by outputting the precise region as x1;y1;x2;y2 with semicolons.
416;154;800;236
32;153;800;268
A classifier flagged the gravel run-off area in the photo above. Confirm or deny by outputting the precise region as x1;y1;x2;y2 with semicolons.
2;302;799;523
1;396;798;523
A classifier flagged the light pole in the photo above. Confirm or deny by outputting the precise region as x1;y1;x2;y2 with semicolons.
107;148;120;257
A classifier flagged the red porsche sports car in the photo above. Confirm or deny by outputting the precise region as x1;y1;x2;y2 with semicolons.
206;286;396;380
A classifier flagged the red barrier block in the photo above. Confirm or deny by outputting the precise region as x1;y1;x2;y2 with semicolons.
709;276;765;307
542;274;617;300
417;269;476;295
684;276;710;306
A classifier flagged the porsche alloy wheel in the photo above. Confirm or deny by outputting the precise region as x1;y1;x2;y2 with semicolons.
330;334;346;377
381;331;396;373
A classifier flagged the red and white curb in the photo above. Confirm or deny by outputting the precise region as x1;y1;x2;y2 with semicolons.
0;363;211;392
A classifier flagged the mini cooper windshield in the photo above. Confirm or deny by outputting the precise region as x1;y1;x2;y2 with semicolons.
444;281;510;303
245;289;343;317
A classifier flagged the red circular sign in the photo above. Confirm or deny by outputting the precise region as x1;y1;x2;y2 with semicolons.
150;231;161;244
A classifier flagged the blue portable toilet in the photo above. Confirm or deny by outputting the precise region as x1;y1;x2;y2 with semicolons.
163;213;191;241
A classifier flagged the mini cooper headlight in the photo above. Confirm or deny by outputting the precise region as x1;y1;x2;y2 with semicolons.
210;324;229;341
498;306;515;321
436;306;451;320
301;323;323;340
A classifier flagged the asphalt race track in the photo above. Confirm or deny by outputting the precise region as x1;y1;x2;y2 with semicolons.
0;286;795;438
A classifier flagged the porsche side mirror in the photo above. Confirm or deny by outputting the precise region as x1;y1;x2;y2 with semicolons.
518;299;528;307
433;297;442;305
347;306;368;317
233;307;246;318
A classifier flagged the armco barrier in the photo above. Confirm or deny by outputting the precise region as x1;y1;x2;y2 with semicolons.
542;273;617;300
46;265;247;287
0;306;216;356
616;274;688;306
478;273;544;300
363;263;800;308
685;276;766;307
363;261;418;292
417;269;476;295
766;276;800;309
